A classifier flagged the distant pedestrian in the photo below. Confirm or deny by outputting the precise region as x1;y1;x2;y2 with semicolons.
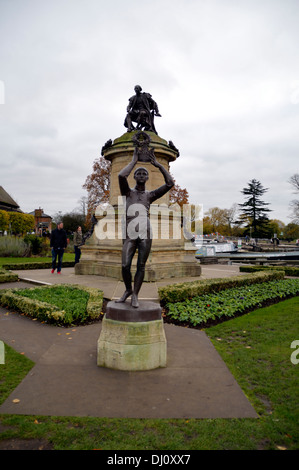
73;226;83;264
50;222;67;274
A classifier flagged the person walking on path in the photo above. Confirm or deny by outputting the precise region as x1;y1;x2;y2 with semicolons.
73;225;83;264
50;222;67;274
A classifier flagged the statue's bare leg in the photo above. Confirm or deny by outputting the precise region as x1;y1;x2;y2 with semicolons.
116;239;136;303
131;238;152;308
115;288;133;303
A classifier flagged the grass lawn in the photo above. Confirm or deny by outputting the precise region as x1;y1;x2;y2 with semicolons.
0;296;298;450
0;253;75;265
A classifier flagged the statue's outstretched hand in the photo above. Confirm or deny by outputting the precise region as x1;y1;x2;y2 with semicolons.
149;150;159;167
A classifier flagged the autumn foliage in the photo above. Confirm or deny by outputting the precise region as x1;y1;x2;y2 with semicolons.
169;179;189;207
83;156;111;227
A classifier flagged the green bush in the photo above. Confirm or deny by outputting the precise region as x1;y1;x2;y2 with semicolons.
239;265;299;277
158;270;285;304
0;261;75;270
0;210;9;232
165;278;299;328
23;234;44;255
0;284;104;326
0;267;18;283
0;236;30;257
8;212;35;235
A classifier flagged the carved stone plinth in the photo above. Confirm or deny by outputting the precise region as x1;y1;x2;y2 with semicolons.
97;301;167;371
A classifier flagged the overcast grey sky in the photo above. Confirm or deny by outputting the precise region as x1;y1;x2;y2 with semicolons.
0;0;298;224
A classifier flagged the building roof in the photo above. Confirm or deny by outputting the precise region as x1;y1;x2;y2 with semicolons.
28;209;52;219
0;186;22;212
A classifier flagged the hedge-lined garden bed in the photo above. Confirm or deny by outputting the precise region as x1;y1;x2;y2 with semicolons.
159;270;299;329
0;261;75;270
0;268;18;283
158;270;285;304
239;265;299;277
0;284;103;326
163;278;299;329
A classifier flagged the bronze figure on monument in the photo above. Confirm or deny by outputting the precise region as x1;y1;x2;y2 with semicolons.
116;143;174;308
124;85;161;134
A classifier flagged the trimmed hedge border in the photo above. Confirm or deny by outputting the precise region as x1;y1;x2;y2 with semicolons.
0;268;18;283
239;265;299;277
0;261;75;270
158;270;285;304
164;278;299;329
0;284;103;326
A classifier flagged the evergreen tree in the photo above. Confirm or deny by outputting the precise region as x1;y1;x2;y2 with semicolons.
239;179;271;237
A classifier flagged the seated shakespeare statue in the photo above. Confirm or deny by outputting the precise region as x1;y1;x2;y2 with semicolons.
124;85;161;134
116;148;174;308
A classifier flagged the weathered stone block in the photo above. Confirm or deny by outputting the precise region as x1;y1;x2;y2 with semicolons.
97;304;167;371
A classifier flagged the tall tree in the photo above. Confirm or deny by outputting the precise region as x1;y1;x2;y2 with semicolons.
222;204;239;236
83;156;111;227
239;179;271;237
204;207;227;233
169;176;189;207
61;211;86;233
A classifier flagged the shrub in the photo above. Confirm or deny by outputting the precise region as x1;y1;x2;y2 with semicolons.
0;236;30;257
158;270;285;304
0;210;9;232
0;284;104;326
239;265;299;277
8;212;35;235
23;234;43;255
0;268;18;283
23;234;50;255
0;261;75;270
165;278;299;328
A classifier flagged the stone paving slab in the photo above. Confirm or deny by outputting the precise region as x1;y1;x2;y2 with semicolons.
0;265;257;418
8;264;243;301
0;304;257;419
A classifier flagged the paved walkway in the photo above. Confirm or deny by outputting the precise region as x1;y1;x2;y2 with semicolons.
0;265;257;419
8;264;243;301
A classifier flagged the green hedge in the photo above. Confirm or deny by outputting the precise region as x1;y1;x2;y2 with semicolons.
165;278;299;328
158;271;285;304
0;284;103;326
0;261;75;270
0;268;18;283
239;265;299;277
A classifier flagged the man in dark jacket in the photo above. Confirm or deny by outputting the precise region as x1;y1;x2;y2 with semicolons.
50;222;67;274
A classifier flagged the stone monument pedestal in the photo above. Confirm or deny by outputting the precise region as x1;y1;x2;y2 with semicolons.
97;301;167;371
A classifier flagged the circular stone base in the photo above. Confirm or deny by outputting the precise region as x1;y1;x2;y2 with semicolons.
97;312;167;371
106;300;161;322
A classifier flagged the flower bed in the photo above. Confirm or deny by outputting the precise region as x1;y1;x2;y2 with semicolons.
164;278;299;329
0;284;103;326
